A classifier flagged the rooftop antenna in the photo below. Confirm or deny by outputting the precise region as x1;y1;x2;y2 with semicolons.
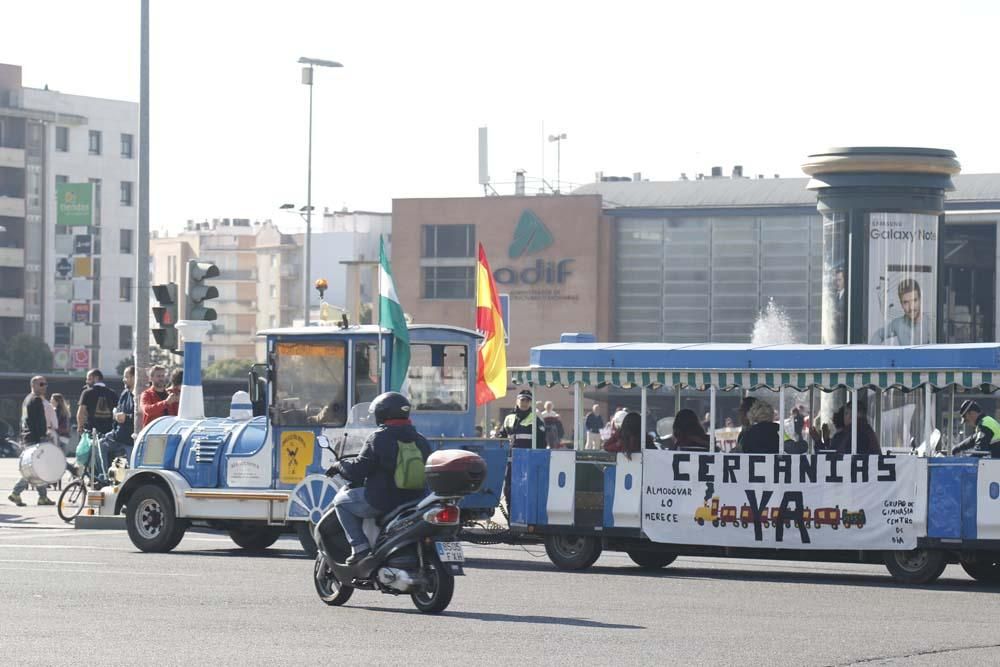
478;126;494;195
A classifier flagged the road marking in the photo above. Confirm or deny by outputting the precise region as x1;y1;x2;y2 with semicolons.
0;558;104;565
0;544;127;551
0;566;198;577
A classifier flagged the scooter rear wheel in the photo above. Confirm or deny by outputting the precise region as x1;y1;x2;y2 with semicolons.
411;551;454;614
314;555;353;606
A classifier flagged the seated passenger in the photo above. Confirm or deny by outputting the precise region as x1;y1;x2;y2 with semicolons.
740;399;780;454
665;408;710;451
604;412;655;459
843;405;881;455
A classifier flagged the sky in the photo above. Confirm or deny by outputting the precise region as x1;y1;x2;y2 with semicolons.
4;0;1000;232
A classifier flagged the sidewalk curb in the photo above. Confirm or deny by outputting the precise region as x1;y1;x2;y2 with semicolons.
75;515;126;530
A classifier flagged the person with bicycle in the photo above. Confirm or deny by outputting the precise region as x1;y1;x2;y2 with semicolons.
8;376;56;507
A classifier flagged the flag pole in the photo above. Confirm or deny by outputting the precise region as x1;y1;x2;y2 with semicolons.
377;235;384;392
476;245;488;436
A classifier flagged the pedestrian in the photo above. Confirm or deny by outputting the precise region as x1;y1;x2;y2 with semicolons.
8;376;56;506
540;401;565;448
584;404;604;450
50;393;72;454
495;389;547;509
77;368;118;437
140;365;179;428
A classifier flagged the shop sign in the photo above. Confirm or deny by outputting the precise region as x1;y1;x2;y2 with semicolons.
56;183;94;226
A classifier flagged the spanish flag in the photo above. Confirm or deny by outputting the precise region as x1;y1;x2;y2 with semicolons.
475;243;507;405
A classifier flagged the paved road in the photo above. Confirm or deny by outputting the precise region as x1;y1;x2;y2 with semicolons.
2;460;1000;665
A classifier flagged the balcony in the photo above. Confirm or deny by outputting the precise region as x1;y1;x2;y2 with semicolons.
0;247;24;268
0;196;25;218
0;147;25;169
0;297;24;318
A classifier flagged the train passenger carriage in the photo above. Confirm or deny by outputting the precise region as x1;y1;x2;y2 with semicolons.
508;335;1000;584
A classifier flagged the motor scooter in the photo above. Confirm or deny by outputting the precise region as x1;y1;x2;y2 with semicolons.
0;420;21;458
312;446;486;614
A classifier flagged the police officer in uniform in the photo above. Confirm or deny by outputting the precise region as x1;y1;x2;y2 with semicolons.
951;400;1000;458
495;389;546;509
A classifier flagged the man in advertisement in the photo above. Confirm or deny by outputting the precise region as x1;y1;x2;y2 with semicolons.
868;278;932;346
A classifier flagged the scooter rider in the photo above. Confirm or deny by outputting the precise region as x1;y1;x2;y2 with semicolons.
951;400;1000;458
326;392;431;565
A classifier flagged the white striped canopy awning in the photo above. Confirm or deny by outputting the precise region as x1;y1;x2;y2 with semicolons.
509;368;998;391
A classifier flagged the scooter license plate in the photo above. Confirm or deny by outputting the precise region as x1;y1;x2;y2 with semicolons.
435;541;464;563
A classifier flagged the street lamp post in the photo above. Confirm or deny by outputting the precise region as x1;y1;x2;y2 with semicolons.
298;56;343;325
548;132;567;194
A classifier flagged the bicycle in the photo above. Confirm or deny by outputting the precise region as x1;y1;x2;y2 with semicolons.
57;429;106;523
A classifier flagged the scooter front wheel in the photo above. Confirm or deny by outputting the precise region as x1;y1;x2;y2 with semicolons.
411;550;455;614
314;555;353;606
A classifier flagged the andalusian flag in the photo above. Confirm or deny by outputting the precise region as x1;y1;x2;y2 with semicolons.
379;236;410;392
475;243;507;405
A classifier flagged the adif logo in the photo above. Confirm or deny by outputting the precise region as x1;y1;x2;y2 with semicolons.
63;191;77;204
494;209;573;286
508;210;553;259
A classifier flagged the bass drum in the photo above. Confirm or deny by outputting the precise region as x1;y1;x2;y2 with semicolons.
19;443;67;486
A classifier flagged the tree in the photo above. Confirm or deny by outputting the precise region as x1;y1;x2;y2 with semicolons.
2;334;53;373
116;355;135;376
203;358;256;380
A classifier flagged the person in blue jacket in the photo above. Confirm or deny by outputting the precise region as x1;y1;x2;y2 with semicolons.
327;391;430;565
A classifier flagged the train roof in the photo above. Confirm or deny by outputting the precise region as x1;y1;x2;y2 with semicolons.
512;341;1000;391
257;324;481;340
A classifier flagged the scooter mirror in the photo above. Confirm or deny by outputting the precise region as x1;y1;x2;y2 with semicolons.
316;435;334;452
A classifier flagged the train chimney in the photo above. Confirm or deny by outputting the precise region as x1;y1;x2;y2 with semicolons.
175;320;212;420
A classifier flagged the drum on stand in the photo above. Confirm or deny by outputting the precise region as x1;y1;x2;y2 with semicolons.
19;442;67;486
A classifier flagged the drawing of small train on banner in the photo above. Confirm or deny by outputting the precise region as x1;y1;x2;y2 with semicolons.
694;497;867;530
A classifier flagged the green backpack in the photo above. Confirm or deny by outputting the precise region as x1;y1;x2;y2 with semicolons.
394;441;426;490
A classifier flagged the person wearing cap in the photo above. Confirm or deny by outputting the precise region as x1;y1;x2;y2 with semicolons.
952;401;1000;457
495;389;547;509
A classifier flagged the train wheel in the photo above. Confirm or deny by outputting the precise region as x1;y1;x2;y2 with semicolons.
544;534;602;571
960;553;1000;584
883;549;947;585
696;518;705;526
228;525;283;552
711;520;719;528
297;522;319;557
627;550;677;569
125;484;188;553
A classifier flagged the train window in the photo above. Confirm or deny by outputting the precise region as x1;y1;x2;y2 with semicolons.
354;342;380;405
407;344;468;412
273;341;347;426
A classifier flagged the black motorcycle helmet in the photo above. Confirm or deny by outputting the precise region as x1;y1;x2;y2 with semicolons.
369;391;411;425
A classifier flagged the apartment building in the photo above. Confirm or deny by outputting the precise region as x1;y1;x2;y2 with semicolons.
0;63;138;372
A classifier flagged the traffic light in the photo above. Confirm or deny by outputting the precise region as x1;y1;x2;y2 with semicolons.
151;282;179;352
186;259;220;321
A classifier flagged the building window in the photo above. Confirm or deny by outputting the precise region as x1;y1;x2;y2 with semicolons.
119;325;132;350
120;276;132;302
54;325;71;346
55;174;68;185
422;266;475;299
120;181;133;206
56;126;69;152
422;224;475;258
420;224;476;299
88;130;102;155
270;284;276;298
120;229;133;254
120;133;133;158
167;255;177;283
